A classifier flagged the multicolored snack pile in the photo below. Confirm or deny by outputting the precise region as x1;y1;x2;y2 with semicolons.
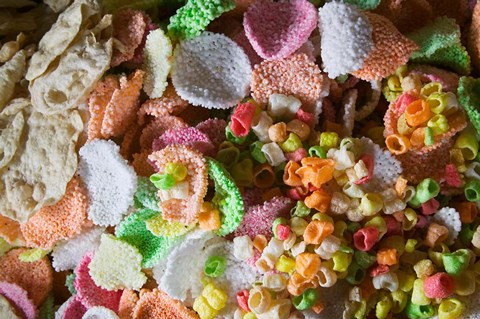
2;0;480;318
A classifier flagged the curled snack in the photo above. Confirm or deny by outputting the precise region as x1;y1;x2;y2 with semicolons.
51;227;104;272
354;80;382;121
21;177;88;249
318;2;374;79
132;289;199;319
243;0;317;60
172;32;251;109
116;208;182;268
74;253;122;312
352;12;418;80
111;8;147;67
0;282;36;319
78;140;137;227
89;234;147;291
251;54;326;107
432;207;462;245
143;28;172;98
0;248;52;306
152;127;215;155
148;145;208;225
168;0;235;39
207;158;244;236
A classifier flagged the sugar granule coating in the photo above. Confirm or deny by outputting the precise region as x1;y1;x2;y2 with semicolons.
251;53;325;107
0;282;37;319
469;3;480;72
234;31;263;67
152;127;215;156
143;28;172;99
61;296;87;319
234;196;294;240
0;215;23;245
88;76;119;141
134;177;160;211
51;227;104;272
0;294;20;319
21;177;89;250
167;0;235;40
78;139;137;227
207;158;244;236
138;85;189;119
118;290;138;319
432;207;462;245
148;145;208;225
0;248;52;306
111;8;147;67
82;306;120;319
172;32;251;109
139;116;187;150
132;151;156;177
318;2;374;79
145;214;195;237
458;77;480;134
116;208;181;268
195;118;227;147
132;289;199;319
74;253;122;312
88;234;147;291
243;0;317;60
352;12;418;80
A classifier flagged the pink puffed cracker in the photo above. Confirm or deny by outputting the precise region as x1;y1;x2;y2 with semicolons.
234;196;294;239
62;296;87;319
195;118;227;147
243;0;318;60
74;253;122;312
139;116;187;150
152;127;215;156
251;53;325;107
0;282;37;319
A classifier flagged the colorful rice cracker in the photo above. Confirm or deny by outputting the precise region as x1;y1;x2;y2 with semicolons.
0;282;36;319
148;145;208;225
458;77;480;135
468;3;480;73
132;289;199;319
207;158;244;236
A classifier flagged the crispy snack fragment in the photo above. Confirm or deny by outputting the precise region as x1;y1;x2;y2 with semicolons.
133;289;199;319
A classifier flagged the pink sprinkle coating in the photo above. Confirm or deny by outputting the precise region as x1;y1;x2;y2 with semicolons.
139;116;187;150
74;253;122;312
251;53;325;107
0;281;37;319
243;0;318;60
234;196;294;239
63;296;88;319
241;188;265;210
152;127;215;156
409;65;460;92
195;118;227;147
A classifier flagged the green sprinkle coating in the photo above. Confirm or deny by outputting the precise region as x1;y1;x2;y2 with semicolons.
65;273;77;295
168;0;235;39
458;77;480;134
408;17;471;75
116;209;181;268
38;294;55;319
207;158;244;236
134;177;161;211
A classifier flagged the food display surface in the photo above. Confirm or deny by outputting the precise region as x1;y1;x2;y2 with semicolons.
1;0;480;318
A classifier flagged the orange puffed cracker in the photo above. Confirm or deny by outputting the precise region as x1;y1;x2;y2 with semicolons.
132;289;199;319
251;53;325;107
0;214;23;245
148;145;208;225
0;248;53;306
119;290;139;319
88;69;144;140
352;13;418;81
138;84;189;119
132;150;156;177
469;3;480;73
20;177;89;250
139;116;187;150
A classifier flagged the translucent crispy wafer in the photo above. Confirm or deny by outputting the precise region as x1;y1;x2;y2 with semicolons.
74;253;122;312
251;54;325;107
0;248;53;306
132;289;199;319
243;0;317;60
352;12;418;81
21;177;89;249
148;145;208;225
111;9;147;67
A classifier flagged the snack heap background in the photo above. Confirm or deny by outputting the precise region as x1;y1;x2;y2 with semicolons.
1;0;480;318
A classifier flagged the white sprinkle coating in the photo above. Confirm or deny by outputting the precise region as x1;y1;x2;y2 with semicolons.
318;2;374;78
143;29;172;99
432;207;462;245
172;32;251;109
78;139;137;227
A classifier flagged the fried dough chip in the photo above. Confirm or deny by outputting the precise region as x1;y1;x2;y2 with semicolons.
0;98;27;171
0;50;27;111
0;100;83;223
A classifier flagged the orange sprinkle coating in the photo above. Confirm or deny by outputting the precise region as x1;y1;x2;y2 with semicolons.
132;151;156;177
251;53;325;107
120;122;142;160
138;85;189;120
0;214;23;245
139;116;187;151
0;248;53;306
469;3;480;73
148;145;208;224
88;75;120;141
20;177;89;250
119;290;139;319
132;289;199;319
352;13;418;81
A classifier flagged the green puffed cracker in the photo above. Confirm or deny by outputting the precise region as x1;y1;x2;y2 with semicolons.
458;76;480;134
134;177;160;211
